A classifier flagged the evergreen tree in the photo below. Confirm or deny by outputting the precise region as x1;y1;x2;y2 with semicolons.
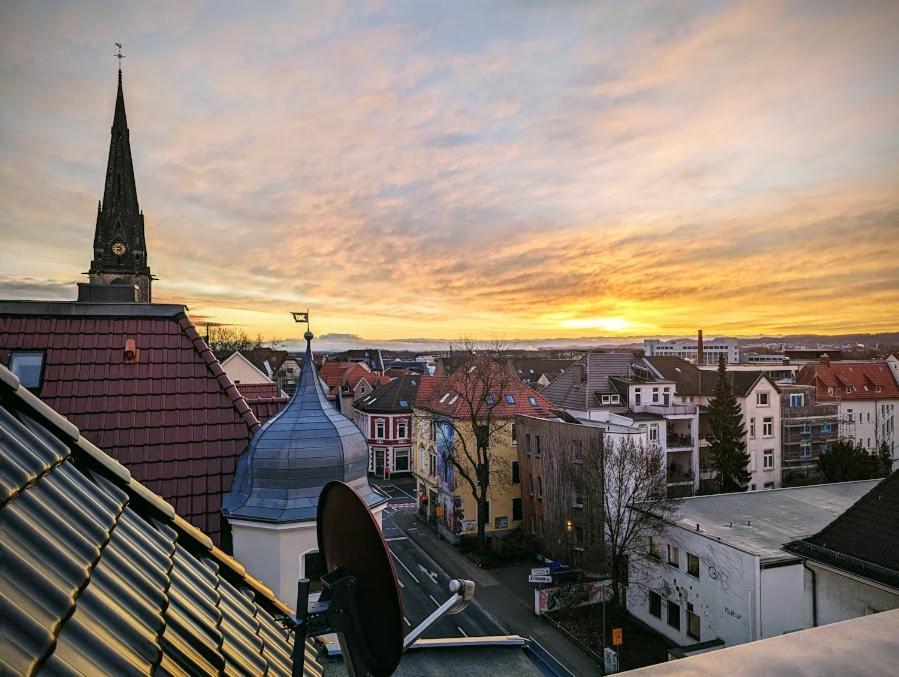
819;439;891;482
707;354;751;491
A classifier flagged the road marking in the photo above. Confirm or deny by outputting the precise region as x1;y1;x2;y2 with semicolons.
403;616;411;627
457;625;468;637
385;536;409;541
428;594;440;607
391;484;417;500
418;563;438;583
389;549;420;583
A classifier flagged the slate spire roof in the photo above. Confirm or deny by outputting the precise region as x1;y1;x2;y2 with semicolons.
88;67;151;288
0;363;323;676
223;331;386;523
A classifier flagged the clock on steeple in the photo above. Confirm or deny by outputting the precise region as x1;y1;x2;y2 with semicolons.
86;49;153;303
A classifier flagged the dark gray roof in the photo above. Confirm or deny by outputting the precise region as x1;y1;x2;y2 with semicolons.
0;363;323;676
785;471;899;587
355;373;422;413
641;356;773;397
542;353;634;411
224;333;386;523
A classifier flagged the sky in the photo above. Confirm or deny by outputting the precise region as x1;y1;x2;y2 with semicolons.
1;1;897;346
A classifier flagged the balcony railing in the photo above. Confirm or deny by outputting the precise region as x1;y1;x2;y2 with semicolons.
666;433;694;450
632;403;698;417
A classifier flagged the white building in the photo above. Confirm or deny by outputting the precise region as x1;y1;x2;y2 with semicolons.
644;337;739;365
627;480;880;649
798;356;899;459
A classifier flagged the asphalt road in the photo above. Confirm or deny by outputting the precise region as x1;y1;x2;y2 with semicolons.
376;480;505;641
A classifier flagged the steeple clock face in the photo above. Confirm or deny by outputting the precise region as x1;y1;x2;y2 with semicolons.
111;241;127;256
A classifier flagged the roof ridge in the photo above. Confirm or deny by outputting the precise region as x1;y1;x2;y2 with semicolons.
0;363;294;618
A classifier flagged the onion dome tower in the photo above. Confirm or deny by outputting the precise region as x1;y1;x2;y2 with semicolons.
223;329;387;602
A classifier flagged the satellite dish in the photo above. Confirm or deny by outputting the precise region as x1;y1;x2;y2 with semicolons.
288;482;474;676
317;481;404;675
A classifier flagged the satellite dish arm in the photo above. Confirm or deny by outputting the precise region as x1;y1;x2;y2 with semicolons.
402;579;476;650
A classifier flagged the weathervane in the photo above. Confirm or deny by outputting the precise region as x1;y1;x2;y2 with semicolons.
115;42;125;71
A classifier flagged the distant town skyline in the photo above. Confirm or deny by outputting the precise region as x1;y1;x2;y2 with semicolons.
1;2;897;341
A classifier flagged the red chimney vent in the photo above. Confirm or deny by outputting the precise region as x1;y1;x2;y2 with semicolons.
124;338;139;364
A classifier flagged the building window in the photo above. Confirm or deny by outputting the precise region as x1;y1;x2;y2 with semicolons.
505;394;515;404
395;448;410;472
511;423;517;444
530;515;536;534
397;420;408;438
635;389;642;405
571;439;583;463
572;487;584;508
375;419;385;438
652;387;659;404
537;476;543;498
763;449;774;469
667;544;680;568
687;604;700;641
687;552;700;578
667;600;681;630
764;482;775;489
762;417;773;437
799;443;811;458
611;394;620;404
528;396;538;406
574;524;584;546
750;418;756;438
757;392;769;406
649;424;659;442
528;473;535;495
847;409;853;422
649;591;662;619
429;450;437;476
538;516;544;536
649;536;662;559
536;435;542;456
485;394;496;406
512;497;522;521
526;433;532;454
601;394;611;404
511;460;520;484
789;393;804;407
9;351;44;390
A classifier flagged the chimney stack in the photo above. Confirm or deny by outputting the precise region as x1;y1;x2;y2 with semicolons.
821;353;831;366
697;329;704;365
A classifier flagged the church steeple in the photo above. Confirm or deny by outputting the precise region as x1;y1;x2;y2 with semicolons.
88;50;152;303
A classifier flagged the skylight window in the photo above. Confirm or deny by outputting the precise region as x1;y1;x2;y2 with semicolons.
449;395;459;405
439;393;450;403
9;351;44;389
528;396;538;406
505;394;515;404
485;394;496;405
400;400;409;407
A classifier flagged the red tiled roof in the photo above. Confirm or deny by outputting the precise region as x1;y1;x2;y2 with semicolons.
319;360;389;395
418;357;555;419
0;301;261;546
797;361;899;401
247;396;290;423
234;381;281;399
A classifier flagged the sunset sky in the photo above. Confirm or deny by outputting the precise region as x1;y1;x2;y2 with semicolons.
1;1;897;345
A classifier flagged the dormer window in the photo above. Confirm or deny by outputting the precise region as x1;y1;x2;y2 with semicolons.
528;396;538;406
505;394;515;404
485;394;496;406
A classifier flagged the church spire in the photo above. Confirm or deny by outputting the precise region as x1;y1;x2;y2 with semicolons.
87;44;153;303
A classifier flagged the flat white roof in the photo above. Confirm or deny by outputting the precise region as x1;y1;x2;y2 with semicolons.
660;480;880;562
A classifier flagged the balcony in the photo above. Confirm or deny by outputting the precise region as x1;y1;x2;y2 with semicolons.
631;403;698;418
666;433;694;451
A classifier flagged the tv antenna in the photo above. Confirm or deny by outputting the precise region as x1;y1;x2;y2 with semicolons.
287;481;475;676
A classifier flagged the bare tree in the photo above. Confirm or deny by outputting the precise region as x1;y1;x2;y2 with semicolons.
418;340;517;553
602;436;679;613
205;326;260;362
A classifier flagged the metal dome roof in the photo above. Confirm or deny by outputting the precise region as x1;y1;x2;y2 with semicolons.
223;332;386;523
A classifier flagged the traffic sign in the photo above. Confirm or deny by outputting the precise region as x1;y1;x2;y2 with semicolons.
530;567;551;576
528;574;553;583
612;627;623;646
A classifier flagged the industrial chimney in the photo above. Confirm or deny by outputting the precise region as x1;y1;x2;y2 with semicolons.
697;329;704;365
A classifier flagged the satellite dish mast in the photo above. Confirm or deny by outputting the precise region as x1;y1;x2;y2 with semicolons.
288;481;475;676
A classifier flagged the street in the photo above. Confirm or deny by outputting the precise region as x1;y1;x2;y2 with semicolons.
376;479;506;640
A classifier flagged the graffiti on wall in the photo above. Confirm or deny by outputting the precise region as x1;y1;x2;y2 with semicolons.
537;580;611;614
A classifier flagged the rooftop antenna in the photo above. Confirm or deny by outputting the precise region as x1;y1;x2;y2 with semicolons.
287;481;475;676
